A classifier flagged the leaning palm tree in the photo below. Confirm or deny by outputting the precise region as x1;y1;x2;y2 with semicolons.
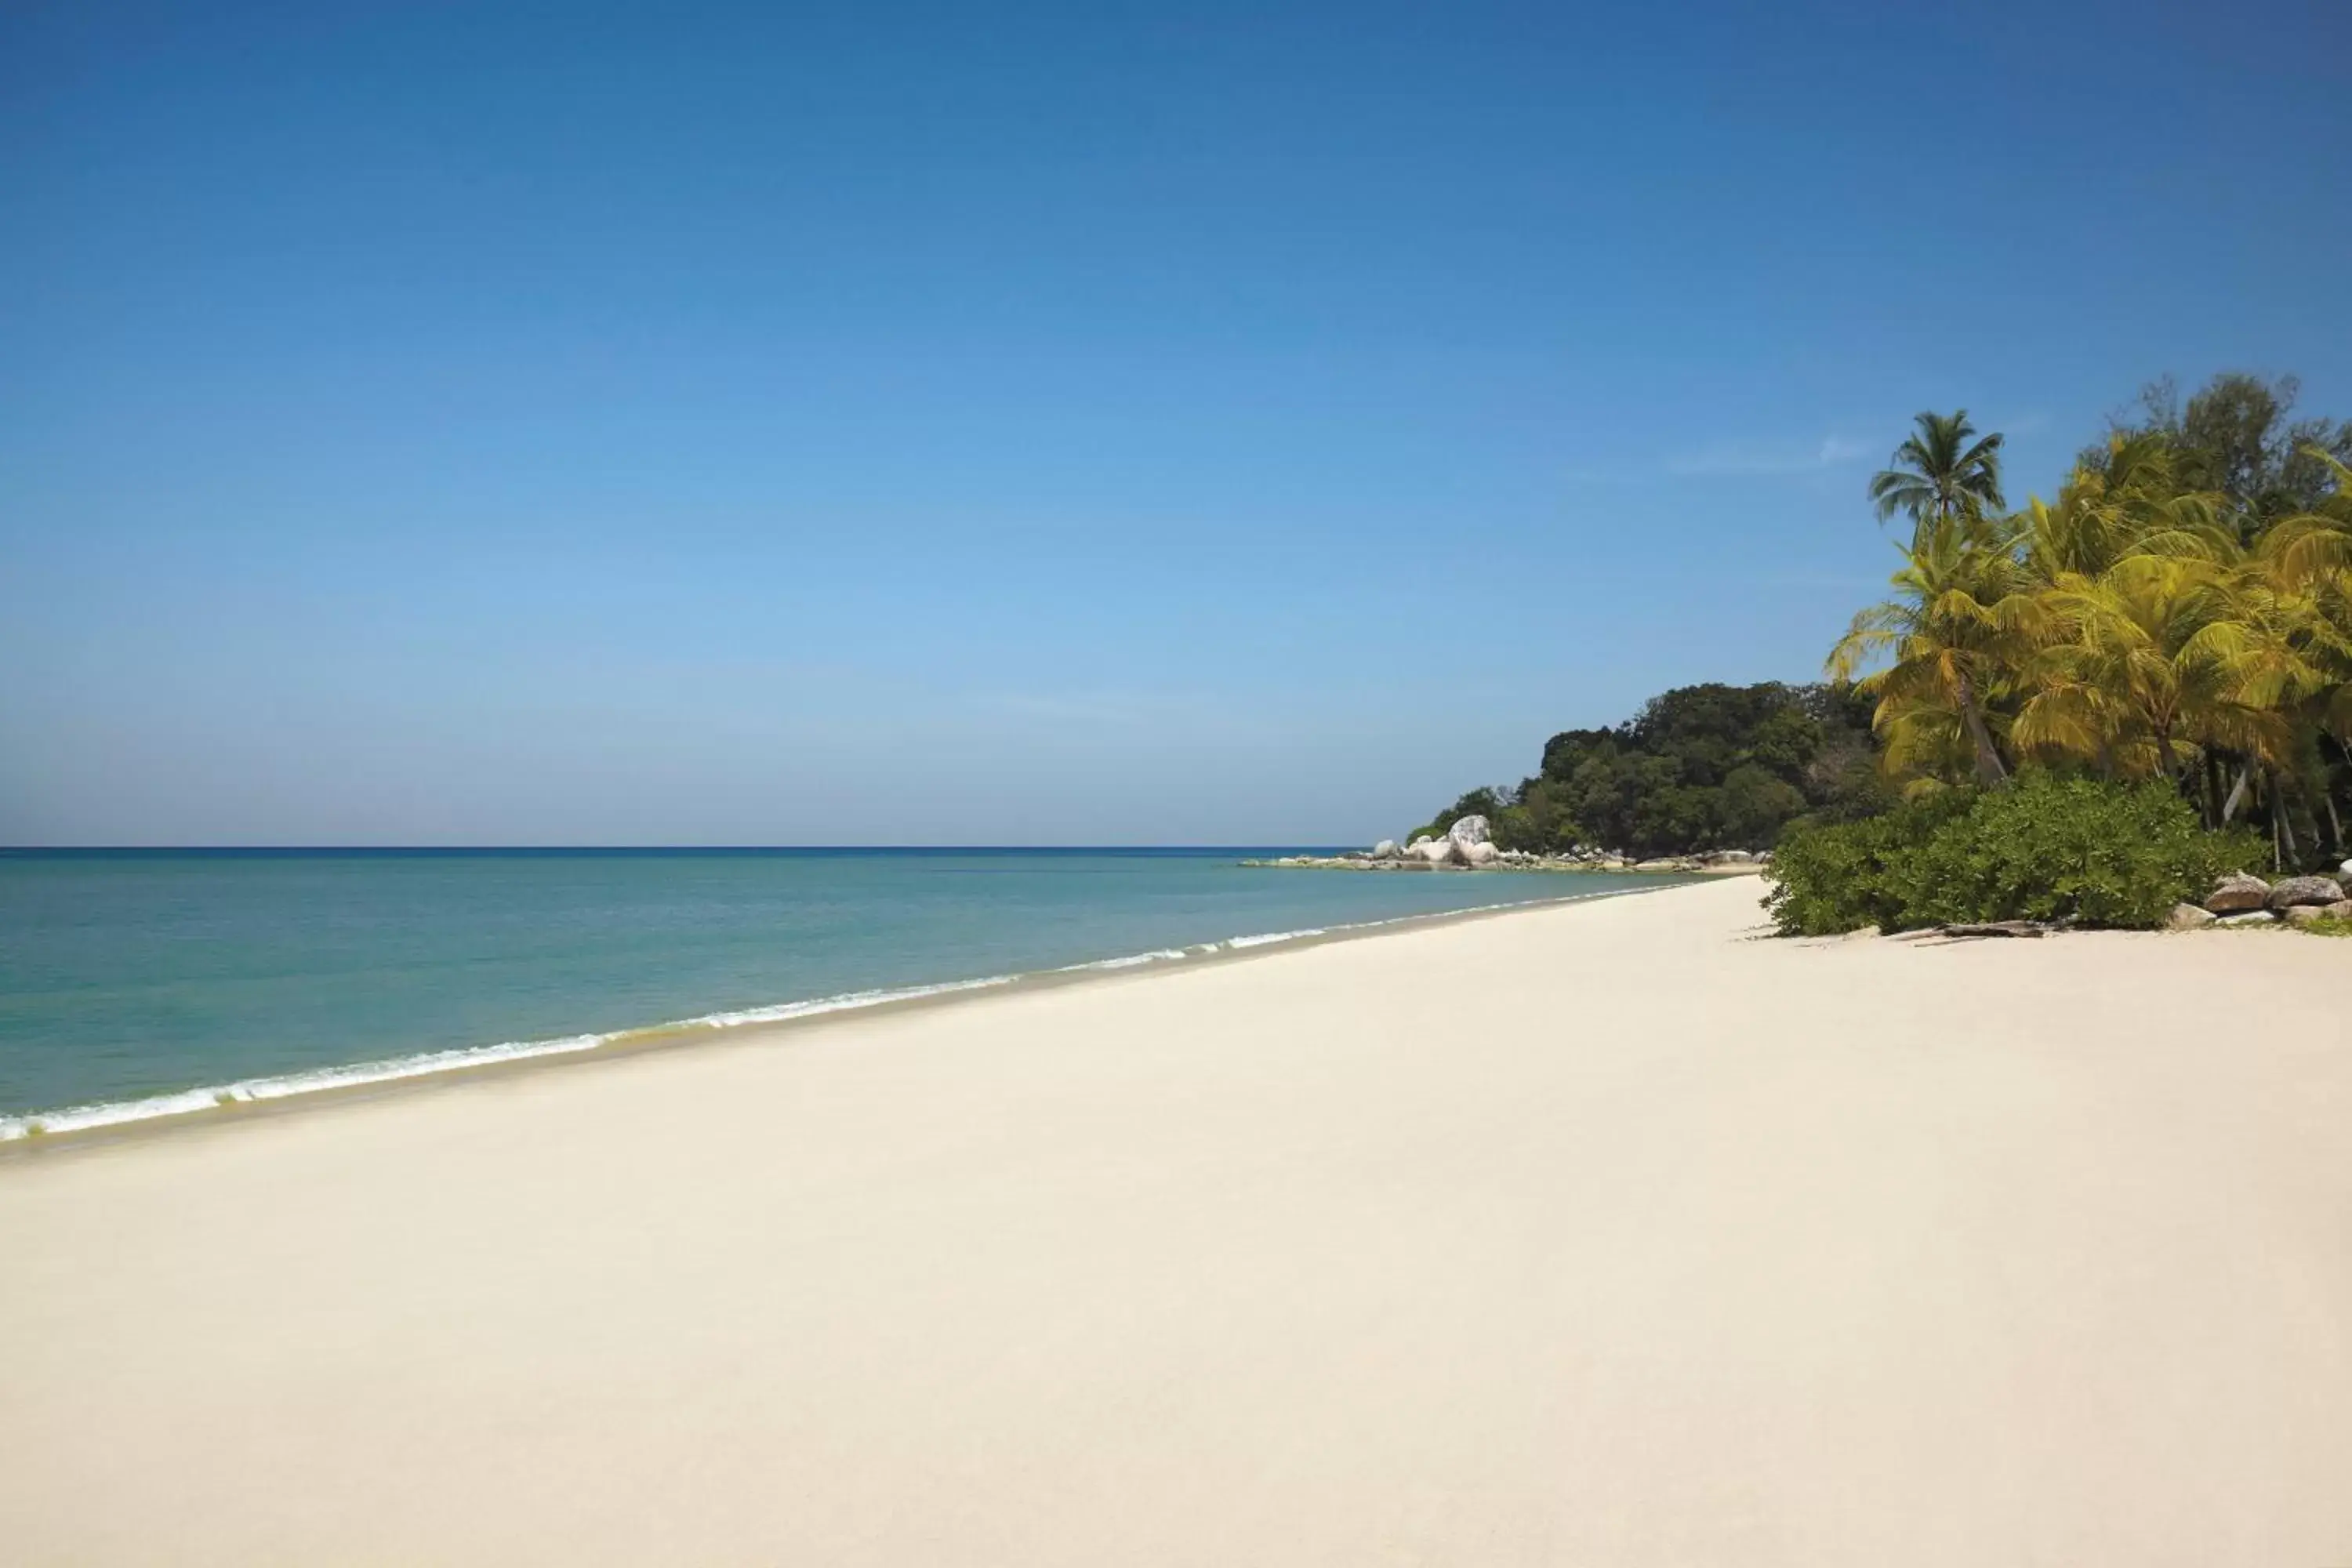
1869;411;2007;543
1831;510;2033;787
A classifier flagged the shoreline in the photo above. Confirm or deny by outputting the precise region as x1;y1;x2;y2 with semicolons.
0;877;1700;1157
1242;857;1766;875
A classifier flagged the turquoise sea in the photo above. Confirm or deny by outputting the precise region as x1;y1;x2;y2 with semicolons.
0;848;1682;1136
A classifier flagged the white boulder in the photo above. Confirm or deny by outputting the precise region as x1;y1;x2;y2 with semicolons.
1415;838;1457;865
1464;840;1500;866
1446;815;1492;850
1370;840;1398;860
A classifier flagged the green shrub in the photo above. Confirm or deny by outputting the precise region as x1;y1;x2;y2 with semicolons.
1762;788;1970;935
1763;773;2263;935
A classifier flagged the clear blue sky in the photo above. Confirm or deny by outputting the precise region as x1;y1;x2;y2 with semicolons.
5;0;2348;844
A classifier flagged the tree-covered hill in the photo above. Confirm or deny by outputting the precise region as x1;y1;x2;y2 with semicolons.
1410;682;1888;858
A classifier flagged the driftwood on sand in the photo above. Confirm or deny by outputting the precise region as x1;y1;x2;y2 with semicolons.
1936;918;2072;938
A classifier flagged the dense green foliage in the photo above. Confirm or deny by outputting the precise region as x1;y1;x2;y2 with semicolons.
2087;373;2352;532
1764;774;2263;935
1410;682;1890;856
1838;372;2352;867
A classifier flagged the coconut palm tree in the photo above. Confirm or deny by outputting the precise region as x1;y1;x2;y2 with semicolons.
1830;511;2033;786
2255;452;2352;741
1838;408;2352;854
1991;441;2340;822
1868;411;2007;543
2229;454;2352;843
2011;548;2294;784
2019;432;2222;581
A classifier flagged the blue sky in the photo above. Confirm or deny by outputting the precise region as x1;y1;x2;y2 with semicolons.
5;0;2348;844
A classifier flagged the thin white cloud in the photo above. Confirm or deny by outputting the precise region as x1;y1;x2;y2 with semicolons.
1667;434;1873;477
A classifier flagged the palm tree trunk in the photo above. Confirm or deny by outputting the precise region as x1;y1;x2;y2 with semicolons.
1955;671;2008;787
2222;764;2252;823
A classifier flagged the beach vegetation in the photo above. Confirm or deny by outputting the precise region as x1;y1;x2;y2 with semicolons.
1409;681;1886;856
1764;774;2263;935
1410;373;2350;898
1831;375;2352;872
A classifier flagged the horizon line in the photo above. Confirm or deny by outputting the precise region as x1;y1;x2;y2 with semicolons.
0;844;1358;854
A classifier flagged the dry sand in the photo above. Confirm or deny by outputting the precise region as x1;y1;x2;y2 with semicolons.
3;877;2347;1566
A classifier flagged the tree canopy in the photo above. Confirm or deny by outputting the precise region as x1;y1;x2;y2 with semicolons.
1410;682;1887;857
1843;375;2351;869
1868;409;2006;539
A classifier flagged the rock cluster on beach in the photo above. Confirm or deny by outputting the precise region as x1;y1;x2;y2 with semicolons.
2166;864;2352;929
1243;815;1771;874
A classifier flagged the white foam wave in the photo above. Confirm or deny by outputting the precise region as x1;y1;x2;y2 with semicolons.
0;978;1014;1142
1220;927;1330;948
1054;949;1188;972
0;1030;611;1141
673;976;1012;1030
0;884;1646;1142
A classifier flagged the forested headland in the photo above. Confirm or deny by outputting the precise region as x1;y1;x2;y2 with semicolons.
1409;681;1888;859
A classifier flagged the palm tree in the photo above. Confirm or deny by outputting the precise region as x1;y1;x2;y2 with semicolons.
1830;511;2032;786
1992;441;2339;826
1838;408;2352;854
2256;452;2352;746
1868;411;2007;541
2230;454;2352;843
2020;432;2217;581
2011;548;2292;785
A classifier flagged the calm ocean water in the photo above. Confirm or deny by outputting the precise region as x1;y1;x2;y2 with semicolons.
0;848;1681;1134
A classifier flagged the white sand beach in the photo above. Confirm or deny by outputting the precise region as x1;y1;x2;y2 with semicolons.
2;877;2347;1566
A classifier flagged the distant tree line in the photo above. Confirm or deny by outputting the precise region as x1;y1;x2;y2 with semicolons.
1409;681;1889;857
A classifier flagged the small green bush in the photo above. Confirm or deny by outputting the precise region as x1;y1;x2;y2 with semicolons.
1763;773;2263;935
1762;788;1970;935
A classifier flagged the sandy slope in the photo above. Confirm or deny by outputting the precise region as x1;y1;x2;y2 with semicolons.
2;877;2347;1566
